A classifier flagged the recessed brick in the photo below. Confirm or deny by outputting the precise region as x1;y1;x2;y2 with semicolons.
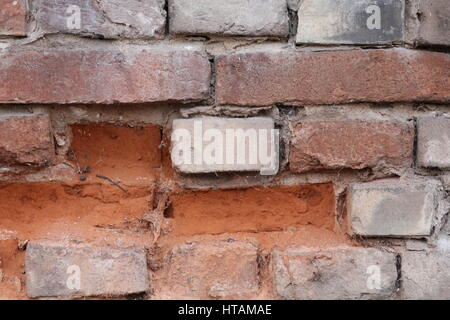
348;179;442;237
25;242;149;298
408;0;450;47
171;117;278;175
417;116;450;169
216;48;450;106
0;114;55;166
34;0;166;39
168;0;289;37
169;184;336;236
0;0;27;36
402;250;450;299
290;120;414;173
0;48;211;104
160;240;259;299
272;246;397;299
296;0;404;45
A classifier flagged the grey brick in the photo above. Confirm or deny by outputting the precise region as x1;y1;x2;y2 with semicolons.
296;0;404;45
168;0;289;37
417;116;450;169
272;246;398;300
407;0;450;47
402;250;450;299
25;243;149;298
33;0;166;39
348;179;442;237
171;117;279;175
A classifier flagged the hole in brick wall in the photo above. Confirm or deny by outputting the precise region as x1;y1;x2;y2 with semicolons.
0;182;154;246
68;124;162;184
169;183;336;236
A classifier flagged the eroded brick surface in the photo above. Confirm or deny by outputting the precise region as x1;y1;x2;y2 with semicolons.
0;0;27;36
216;49;450;106
25;242;149;298
272;246;398;299
33;0;166;39
290;120;414;173
169;0;289;37
0;114;55;166
159;240;259;299
0;48;211;104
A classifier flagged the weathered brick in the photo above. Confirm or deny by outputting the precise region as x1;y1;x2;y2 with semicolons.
290;120;413;173
0;114;55;166
402;250;450;299
33;0;166;39
417;116;450;169
408;0;450;47
348;179;442;237
160;240;259;299
0;48;210;104
171;117;278;175
216;48;450;106
168;0;289;37
25;242;149;298
296;0;404;45
0;0;27;36
272;246;397;300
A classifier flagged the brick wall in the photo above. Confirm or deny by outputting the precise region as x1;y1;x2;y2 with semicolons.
0;0;449;300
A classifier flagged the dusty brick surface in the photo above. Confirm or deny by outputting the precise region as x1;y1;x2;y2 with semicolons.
168;0;289;37
33;0;166;39
348;179;442;237
272;246;398;300
296;0;404;45
171;117;278;175
409;0;450;46
0;114;54;166
290;120;414;173
0;0;27;36
216;48;450;106
25;242;149;298
0;48;211;104
417;116;450;169
160;240;259;299
402;250;450;299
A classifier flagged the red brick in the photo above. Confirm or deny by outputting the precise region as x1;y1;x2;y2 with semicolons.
0;114;55;166
0;0;26;36
290;120;414;173
216;49;450;106
0;49;211;104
